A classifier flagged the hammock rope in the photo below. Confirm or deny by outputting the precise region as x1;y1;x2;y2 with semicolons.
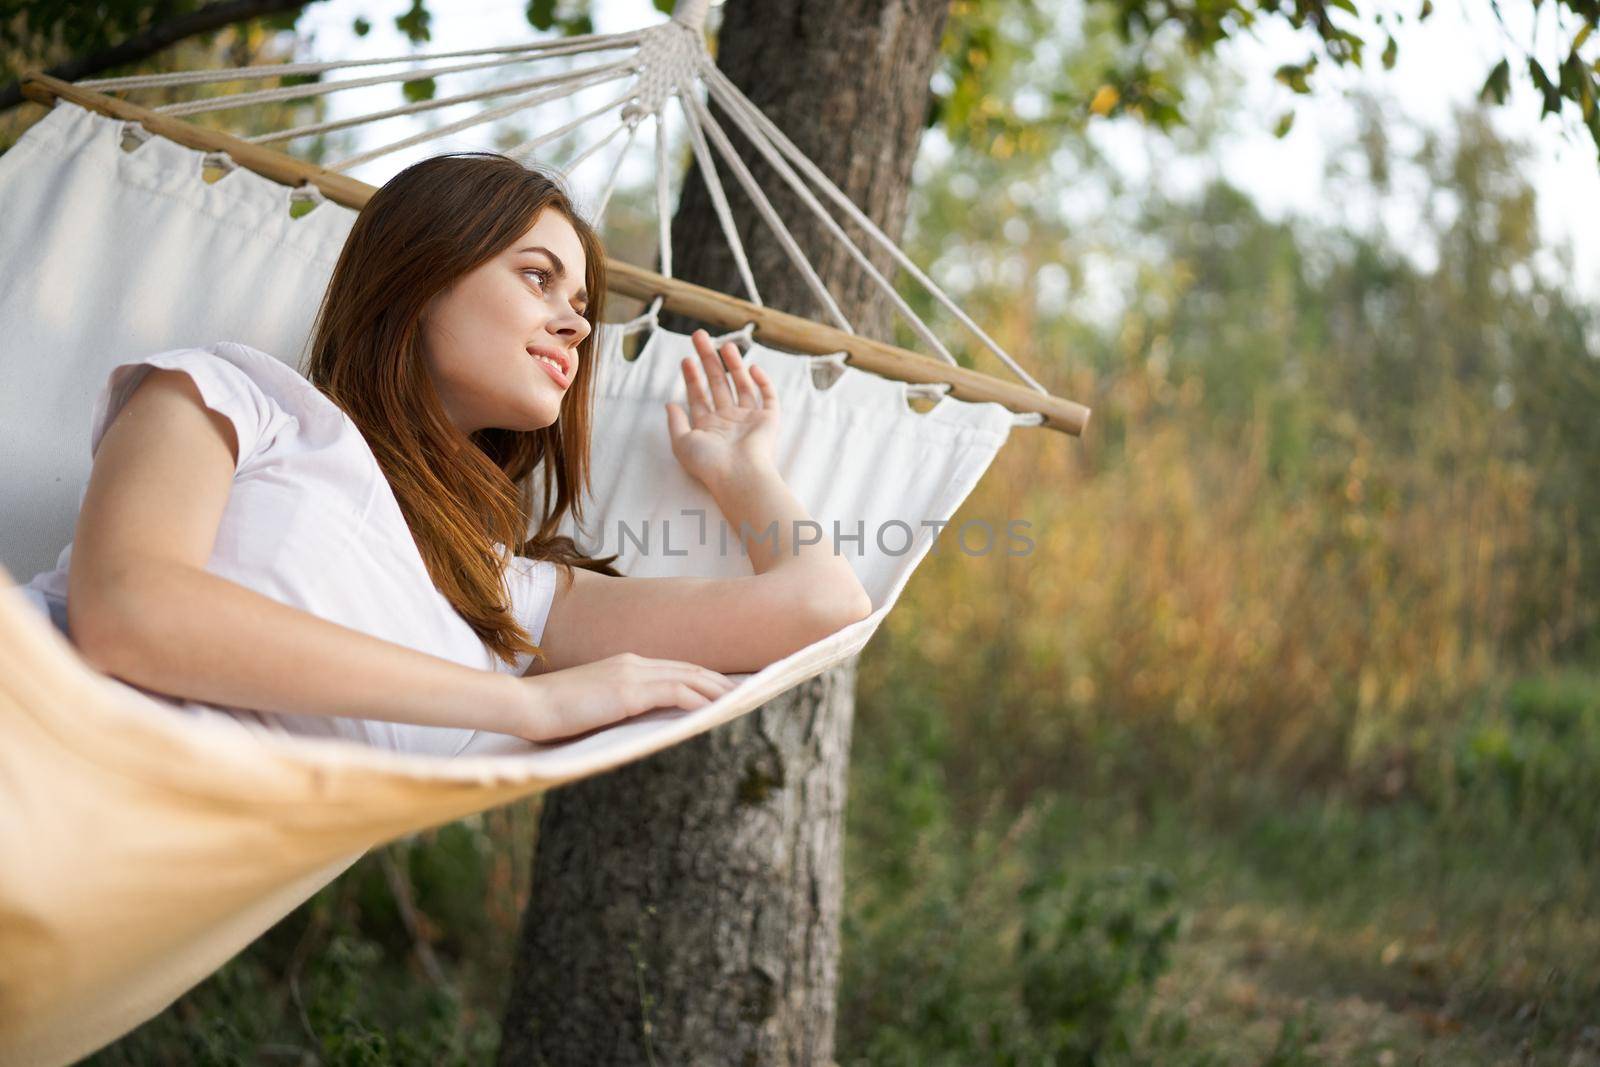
596;111;645;219
701;61;1053;393
249;59;643;145
154;41;640;119
676;83;763;306
327;60;639;171
77;31;646;92
654;106;673;281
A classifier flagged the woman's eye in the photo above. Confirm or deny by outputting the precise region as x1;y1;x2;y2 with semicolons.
523;268;550;289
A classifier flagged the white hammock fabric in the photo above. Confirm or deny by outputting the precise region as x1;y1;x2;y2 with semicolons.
0;101;1016;1064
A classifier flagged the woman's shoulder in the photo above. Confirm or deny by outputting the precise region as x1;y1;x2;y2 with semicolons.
102;340;335;417
90;340;357;470
203;341;348;422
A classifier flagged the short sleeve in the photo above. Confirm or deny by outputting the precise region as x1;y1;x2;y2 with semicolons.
90;347;282;474
508;556;558;643
504;555;559;671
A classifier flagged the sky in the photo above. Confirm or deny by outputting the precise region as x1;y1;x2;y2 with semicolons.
1204;0;1597;295
284;0;1599;306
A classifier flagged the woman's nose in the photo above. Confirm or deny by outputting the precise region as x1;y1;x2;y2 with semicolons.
551;309;590;342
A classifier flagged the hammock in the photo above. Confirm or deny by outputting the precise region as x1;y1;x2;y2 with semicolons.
0;7;1087;1064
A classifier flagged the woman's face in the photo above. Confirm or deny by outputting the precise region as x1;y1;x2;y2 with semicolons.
421;207;592;434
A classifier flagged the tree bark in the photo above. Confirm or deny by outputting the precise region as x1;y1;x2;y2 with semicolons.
499;2;952;1063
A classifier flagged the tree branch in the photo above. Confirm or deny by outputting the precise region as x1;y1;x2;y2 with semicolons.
1;0;319;112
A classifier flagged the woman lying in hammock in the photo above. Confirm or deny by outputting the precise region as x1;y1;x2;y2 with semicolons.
17;152;873;758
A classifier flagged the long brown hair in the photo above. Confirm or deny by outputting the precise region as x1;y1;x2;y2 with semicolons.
302;153;620;671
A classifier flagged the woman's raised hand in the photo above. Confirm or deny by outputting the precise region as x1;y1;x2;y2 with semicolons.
509;652;737;742
665;328;781;493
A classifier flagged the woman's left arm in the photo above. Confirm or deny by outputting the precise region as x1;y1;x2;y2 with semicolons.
531;329;873;676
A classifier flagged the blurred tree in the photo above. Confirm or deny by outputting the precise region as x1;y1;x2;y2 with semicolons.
931;0;1600;160
0;0;319;110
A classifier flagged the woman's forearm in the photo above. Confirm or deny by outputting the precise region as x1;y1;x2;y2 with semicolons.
707;459;870;609
70;559;523;735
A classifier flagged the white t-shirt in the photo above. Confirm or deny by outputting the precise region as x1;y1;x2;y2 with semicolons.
17;340;558;758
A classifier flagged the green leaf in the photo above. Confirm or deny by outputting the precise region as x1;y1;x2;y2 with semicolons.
395;0;432;44
402;76;436;103
1382;35;1398;70
352;16;371;37
525;0;557;31
1273;59;1317;93
1274;110;1296;138
1480;57;1511;104
653;0;675;14
1419;0;1434;20
1529;58;1562;116
1561;53;1582;97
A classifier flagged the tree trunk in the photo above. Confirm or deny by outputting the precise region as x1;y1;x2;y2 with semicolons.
499;2;952;1062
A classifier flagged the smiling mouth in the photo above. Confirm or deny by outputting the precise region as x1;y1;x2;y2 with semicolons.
527;346;571;382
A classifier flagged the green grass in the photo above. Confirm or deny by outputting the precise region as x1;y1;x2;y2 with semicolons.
89;669;1600;1065
1049;791;1596;1065
838;667;1600;1065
